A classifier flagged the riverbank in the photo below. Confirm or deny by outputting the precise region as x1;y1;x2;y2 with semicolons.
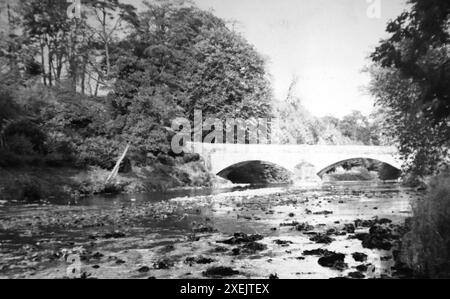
0;182;420;279
0;161;218;202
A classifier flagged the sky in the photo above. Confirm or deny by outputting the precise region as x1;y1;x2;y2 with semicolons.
128;0;408;117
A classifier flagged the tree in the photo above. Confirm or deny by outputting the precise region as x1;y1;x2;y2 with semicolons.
272;75;319;144
13;0;138;94
107;0;273;162
338;111;372;145
371;0;450;120
0;0;27;80
369;66;449;175
369;0;450;174
19;0;73;86
84;0;138;93
318;116;353;145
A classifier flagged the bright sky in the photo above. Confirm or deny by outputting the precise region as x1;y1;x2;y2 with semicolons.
128;0;408;117
194;0;408;117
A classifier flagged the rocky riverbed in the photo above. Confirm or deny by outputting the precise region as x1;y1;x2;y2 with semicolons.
0;182;420;279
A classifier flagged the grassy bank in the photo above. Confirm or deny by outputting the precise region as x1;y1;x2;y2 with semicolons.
0;160;216;202
399;170;450;278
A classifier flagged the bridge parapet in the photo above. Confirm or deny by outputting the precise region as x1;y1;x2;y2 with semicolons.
185;142;401;178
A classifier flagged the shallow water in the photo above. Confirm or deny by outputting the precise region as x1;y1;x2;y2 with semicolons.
0;181;420;279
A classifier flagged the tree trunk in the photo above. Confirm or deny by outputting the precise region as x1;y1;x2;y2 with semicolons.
40;41;47;85
94;73;100;96
102;8;111;76
80;57;87;95
81;72;85;94
105;42;111;76
106;143;130;184
48;49;53;86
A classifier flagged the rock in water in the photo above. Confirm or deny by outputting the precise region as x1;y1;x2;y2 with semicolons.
356;264;370;272
153;259;174;269
203;266;239;278
185;256;214;265
303;249;335;256
352;252;368;262
137;266;150;273
348;271;365;279
310;234;334;244
273;239;294;246
241;242;267;253
295;222;314;232
269;273;279;279
344;223;356;233
101;231;126;239
318;253;346;269
217;232;264;245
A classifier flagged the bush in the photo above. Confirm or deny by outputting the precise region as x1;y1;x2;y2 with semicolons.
43;136;76;167
402;173;424;188
3;119;46;154
402;171;450;278
3;176;42;202
325;166;377;181
22;179;42;201
181;153;200;164
6;134;36;155
378;163;401;180
0;86;21;128
0;148;45;168
157;154;176;166
76;137;121;169
0;149;24;167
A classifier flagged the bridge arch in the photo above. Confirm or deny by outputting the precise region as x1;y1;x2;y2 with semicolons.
184;142;401;181
316;157;401;179
217;160;294;184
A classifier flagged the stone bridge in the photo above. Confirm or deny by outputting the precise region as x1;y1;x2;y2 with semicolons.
185;142;401;180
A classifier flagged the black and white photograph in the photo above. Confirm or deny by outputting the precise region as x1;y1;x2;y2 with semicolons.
0;0;449;284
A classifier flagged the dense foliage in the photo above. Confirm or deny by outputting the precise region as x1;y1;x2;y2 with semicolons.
108;0;273;164
369;0;450;175
0;0;385;171
402;169;450;278
0;0;275;169
273;77;387;146
369;0;450;278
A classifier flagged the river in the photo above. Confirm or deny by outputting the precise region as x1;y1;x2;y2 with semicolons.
0;181;420;279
